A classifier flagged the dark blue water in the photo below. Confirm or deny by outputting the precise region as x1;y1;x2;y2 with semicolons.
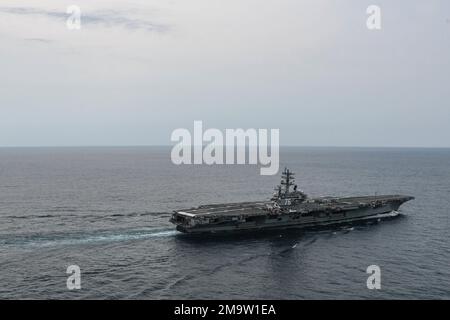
0;147;449;299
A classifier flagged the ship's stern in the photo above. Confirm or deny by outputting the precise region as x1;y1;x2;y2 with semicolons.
170;211;197;233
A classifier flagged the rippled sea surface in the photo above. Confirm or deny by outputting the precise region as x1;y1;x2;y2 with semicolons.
0;147;449;299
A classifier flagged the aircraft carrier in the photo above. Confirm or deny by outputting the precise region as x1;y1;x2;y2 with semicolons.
170;168;414;234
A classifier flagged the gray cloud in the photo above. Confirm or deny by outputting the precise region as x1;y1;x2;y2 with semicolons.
0;6;169;32
24;38;53;43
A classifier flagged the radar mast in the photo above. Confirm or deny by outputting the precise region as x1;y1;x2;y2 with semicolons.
280;167;295;195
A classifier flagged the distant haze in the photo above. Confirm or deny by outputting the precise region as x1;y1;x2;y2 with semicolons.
1;0;449;147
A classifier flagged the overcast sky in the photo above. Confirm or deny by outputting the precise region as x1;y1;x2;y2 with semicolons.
1;0;449;147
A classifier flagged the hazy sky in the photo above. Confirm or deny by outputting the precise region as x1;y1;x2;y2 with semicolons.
1;0;449;147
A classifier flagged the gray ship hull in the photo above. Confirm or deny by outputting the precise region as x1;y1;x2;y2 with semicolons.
171;195;414;234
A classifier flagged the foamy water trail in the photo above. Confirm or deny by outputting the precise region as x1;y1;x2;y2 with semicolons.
1;228;178;248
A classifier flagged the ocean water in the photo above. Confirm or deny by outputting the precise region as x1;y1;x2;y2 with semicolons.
0;147;449;299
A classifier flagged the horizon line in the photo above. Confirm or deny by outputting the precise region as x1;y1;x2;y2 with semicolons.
0;145;449;149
